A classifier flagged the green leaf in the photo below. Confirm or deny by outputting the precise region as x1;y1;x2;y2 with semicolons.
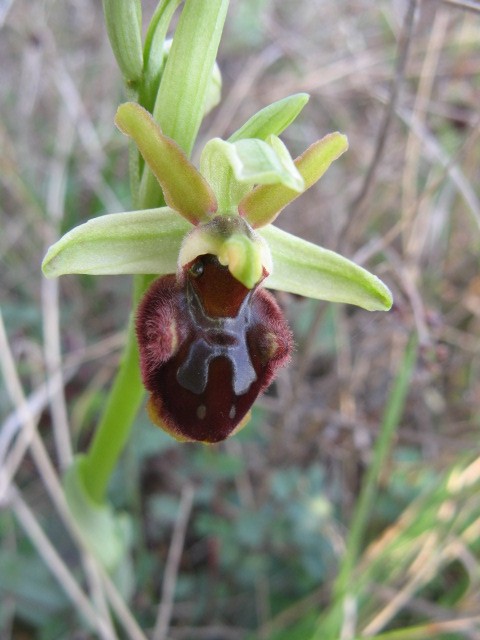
42;208;190;277
115;102;217;224
141;0;182;112
239;132;348;228
228;93;310;142
0;552;68;626
152;0;229;154
102;0;143;85
140;0;229;208
259;225;393;311
64;457;132;572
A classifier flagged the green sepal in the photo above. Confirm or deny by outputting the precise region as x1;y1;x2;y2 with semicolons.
259;225;393;311
115;102;217;224
41;208;190;277
228;93;310;142
102;0;143;85
64;456;132;573
239;132;349;228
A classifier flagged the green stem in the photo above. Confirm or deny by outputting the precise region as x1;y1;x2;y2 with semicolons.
80;275;153;504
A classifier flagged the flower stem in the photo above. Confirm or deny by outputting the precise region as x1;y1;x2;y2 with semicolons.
80;275;153;504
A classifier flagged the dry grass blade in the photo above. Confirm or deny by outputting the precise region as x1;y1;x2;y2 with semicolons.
8;485;115;640
153;484;195;640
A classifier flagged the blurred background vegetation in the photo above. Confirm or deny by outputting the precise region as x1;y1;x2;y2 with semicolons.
1;0;480;639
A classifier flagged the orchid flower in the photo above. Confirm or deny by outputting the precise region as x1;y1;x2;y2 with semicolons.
43;98;392;444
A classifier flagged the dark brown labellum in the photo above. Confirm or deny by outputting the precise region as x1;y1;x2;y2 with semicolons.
136;254;292;443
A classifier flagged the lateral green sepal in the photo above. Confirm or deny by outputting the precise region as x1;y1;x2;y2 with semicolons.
259;225;393;311
42;208;191;277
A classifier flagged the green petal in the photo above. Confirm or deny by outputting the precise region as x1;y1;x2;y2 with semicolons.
259;225;393;311
42;208;191;277
228;93;310;142
115;102;217;224
239;132;348;228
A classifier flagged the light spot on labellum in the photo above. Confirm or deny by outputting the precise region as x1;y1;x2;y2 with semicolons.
196;404;207;420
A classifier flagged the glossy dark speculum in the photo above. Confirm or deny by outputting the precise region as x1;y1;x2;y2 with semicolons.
136;254;292;443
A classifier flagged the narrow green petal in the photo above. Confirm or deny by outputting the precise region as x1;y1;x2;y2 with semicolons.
228;93;310;142
42;208;191;277
239;132;348;228
115;102;217;224
259;225;393;311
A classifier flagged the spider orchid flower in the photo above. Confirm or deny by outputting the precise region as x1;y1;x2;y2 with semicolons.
42;98;392;444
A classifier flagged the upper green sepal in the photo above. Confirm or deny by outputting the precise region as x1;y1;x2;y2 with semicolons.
260;225;393;312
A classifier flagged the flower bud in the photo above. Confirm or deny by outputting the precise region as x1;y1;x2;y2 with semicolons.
102;0;143;85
